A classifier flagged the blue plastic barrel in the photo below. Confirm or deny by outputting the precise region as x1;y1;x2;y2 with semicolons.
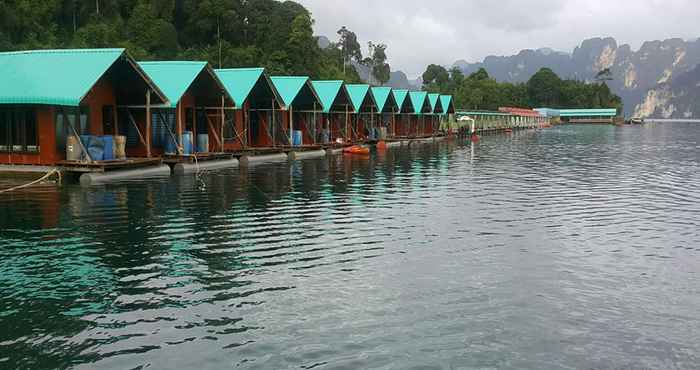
182;131;193;155
80;135;92;149
196;134;209;153
88;136;105;161
101;135;114;160
292;130;303;146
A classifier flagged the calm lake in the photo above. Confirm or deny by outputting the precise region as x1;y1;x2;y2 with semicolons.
2;123;700;369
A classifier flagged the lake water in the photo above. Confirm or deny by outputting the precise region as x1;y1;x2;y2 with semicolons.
2;123;700;369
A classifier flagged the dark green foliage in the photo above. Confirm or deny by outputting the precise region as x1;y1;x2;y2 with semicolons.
422;65;623;111
0;0;359;80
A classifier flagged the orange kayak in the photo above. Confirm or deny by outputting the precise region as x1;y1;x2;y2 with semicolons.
343;145;370;155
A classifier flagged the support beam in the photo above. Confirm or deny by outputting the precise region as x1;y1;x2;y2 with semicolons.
146;90;151;158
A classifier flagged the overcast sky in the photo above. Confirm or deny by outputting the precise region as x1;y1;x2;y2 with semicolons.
296;0;700;78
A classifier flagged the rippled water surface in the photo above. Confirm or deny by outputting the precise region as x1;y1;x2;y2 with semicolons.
2;124;700;369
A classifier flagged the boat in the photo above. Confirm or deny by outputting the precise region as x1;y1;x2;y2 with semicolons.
343;145;370;155
628;117;645;125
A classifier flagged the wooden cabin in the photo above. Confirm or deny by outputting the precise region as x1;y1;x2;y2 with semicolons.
345;84;377;143
427;93;444;136
0;48;167;168
311;80;353;145
391;89;415;138
214;68;283;150
439;95;456;134
408;91;431;138
370;87;399;140
133;61;233;160
270;76;323;147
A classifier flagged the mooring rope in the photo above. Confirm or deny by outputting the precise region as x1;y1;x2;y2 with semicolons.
0;169;61;194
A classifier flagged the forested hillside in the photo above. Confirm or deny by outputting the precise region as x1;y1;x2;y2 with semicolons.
422;65;623;112
0;0;380;82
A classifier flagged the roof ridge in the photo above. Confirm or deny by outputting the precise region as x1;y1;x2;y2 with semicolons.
215;67;264;72
139;60;207;65
0;48;124;56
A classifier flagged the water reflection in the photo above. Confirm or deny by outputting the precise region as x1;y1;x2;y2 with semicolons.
2;124;700;369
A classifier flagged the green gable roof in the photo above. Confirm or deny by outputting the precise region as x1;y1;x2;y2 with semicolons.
409;91;430;114
392;89;414;113
370;87;398;113
0;48;166;106
271;76;311;109
428;93;444;114
345;84;376;113
214;68;265;108
139;61;208;108
311;80;350;113
440;95;455;115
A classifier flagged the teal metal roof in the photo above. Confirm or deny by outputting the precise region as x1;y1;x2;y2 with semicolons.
0;48;166;106
392;89;414;114
439;95;455;115
270;76;321;110
428;93;444;114
139;61;208;108
559;108;617;117
311;80;349;113
345;84;376;113
409;91;430;114
370;87;398;113
214;67;265;108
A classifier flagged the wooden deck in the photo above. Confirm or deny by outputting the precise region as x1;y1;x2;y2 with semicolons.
58;158;163;173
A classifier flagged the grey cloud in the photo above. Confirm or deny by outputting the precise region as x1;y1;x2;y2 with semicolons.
297;0;700;78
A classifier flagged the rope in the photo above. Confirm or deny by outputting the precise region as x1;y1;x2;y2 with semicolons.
0;169;61;194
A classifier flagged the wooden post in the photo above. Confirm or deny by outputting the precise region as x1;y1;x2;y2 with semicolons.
289;105;294;146
345;104;349;143
313;102;317;144
177;101;183;154
146;90;151;158
271;99;276;148
220;95;225;152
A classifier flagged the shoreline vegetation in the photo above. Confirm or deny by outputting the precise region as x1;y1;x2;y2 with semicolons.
422;66;623;114
1;1;622;112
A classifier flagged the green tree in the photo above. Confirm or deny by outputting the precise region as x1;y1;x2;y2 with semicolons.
336;26;362;75
422;64;450;87
527;68;562;107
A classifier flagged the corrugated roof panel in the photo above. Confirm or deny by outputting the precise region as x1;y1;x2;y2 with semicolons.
214;68;265;107
428;93;444;114
139;61;207;108
409;91;429;114
345;84;374;113
311;80;344;113
370;87;398;113
270;76;310;109
439;95;454;115
0;48;126;106
392;89;413;113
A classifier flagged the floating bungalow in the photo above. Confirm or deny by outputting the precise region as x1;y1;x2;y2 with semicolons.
439;95;457;134
2;47;542;186
427;93;444;136
135;61;235;172
391;89;415;139
311;80;353;146
270;76;323;147
345;84;377;142
0;48;172;183
408;91;431;138
370;87;399;141
214;68;283;151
